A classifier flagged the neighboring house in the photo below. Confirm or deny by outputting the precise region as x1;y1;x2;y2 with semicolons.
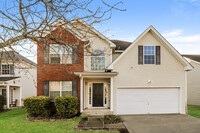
0;51;37;108
37;18;193;115
183;55;200;106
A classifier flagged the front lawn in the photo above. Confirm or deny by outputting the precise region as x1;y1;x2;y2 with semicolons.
0;108;118;133
188;105;200;119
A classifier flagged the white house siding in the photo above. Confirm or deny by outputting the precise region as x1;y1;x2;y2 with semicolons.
113;31;187;114
187;61;200;105
2;61;37;106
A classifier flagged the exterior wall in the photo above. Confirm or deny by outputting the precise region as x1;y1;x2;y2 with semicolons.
187;61;200;105
0;61;37;106
112;53;122;61
37;27;84;102
84;37;112;71
113;31;187;114
72;21;112;71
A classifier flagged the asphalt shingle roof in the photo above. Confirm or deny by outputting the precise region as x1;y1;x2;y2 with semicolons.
0;51;37;67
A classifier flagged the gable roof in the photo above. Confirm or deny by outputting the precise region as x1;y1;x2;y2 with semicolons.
182;55;200;63
111;40;131;50
36;19;87;42
107;25;193;71
72;18;116;48
0;51;37;67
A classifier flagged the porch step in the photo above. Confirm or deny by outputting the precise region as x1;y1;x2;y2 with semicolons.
87;115;103;121
82;109;113;116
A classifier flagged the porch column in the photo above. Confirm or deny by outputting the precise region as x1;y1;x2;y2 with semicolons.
6;85;10;109
19;87;22;106
80;77;83;112
110;77;114;112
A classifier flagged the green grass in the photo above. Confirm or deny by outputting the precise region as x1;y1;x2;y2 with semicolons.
0;108;117;133
188;105;200;119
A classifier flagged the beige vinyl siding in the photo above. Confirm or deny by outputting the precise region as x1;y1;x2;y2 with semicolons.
187;61;200;105
112;31;186;114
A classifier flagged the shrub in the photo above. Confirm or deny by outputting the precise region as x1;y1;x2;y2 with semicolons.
0;95;4;112
24;96;50;117
54;95;79;118
104;115;122;124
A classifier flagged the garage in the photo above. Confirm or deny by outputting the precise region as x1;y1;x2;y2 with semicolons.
116;88;180;115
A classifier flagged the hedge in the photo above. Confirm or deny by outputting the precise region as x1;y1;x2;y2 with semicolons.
24;96;50;117
0;95;4;112
55;95;79;118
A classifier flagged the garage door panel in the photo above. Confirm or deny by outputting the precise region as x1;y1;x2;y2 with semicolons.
116;88;180;115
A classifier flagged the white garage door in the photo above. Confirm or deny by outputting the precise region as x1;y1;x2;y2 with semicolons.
116;88;180;115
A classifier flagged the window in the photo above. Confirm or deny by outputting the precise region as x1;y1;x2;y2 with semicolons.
144;46;155;64
49;44;73;64
2;65;10;75
49;81;72;100
62;81;72;96
91;50;105;71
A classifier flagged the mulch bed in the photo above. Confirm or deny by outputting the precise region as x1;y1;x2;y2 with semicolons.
75;115;129;133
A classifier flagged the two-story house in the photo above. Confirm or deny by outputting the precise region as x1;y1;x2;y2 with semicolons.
0;51;37;108
37;18;193;115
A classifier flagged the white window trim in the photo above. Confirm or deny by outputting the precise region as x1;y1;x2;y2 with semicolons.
49;81;72;99
143;46;156;65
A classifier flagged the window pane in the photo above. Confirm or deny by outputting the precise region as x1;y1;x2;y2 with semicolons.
49;81;60;99
91;50;105;71
62;54;72;64
62;81;72;96
62;81;72;91
144;46;155;64
50;44;60;54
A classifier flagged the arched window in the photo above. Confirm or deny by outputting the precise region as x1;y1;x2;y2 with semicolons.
91;50;105;71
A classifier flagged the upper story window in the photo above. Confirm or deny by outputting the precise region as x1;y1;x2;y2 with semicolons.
1;64;14;75
49;44;74;64
138;45;161;65
91;50;105;71
2;65;10;74
144;46;155;64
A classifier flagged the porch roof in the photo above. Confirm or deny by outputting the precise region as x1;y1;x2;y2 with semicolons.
74;71;118;78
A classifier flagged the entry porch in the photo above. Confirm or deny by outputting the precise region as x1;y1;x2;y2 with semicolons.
0;84;22;109
75;72;118;115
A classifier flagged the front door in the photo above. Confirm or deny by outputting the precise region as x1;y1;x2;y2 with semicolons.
93;83;103;107
2;89;6;105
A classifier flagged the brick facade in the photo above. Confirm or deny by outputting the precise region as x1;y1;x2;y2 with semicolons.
37;26;84;101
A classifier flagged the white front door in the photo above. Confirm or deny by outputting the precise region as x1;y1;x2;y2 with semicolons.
116;88;180;115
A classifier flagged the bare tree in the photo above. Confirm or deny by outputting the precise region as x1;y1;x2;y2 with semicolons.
0;0;125;88
0;0;125;51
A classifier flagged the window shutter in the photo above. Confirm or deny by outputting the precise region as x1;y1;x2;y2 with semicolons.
156;46;161;65
10;65;14;75
43;44;49;64
138;46;143;64
72;46;78;64
0;64;1;75
72;81;78;97
43;80;49;96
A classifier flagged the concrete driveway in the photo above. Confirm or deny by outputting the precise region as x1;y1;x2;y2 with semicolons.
120;114;200;133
